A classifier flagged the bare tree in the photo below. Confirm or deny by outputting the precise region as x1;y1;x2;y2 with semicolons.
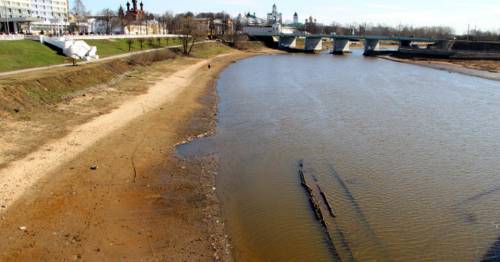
178;15;204;55
72;0;88;34
161;11;175;34
99;8;116;34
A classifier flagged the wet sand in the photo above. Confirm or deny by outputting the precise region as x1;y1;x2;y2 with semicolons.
381;56;500;81
0;46;277;261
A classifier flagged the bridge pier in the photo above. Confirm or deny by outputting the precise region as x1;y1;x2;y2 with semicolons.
305;37;323;52
248;33;437;55
250;35;278;48
332;39;351;54
363;39;381;56
399;40;412;49
278;36;297;49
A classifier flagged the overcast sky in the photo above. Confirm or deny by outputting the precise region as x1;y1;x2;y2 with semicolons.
78;0;500;34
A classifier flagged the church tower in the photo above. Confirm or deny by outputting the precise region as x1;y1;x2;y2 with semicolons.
293;12;299;24
132;0;138;12
267;3;282;25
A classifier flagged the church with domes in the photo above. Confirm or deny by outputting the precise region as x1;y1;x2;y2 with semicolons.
119;0;162;35
125;0;146;21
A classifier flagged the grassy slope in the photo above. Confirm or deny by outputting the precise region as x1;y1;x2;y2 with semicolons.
0;40;68;72
0;38;184;73
86;38;182;57
0;42;234;116
188;42;233;58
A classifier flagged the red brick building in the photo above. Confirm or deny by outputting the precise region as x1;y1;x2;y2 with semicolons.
125;0;145;22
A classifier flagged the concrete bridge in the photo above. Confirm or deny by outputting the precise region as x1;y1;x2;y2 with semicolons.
249;33;437;55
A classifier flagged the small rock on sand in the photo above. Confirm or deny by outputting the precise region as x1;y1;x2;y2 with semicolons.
19;226;27;231
90;165;98;170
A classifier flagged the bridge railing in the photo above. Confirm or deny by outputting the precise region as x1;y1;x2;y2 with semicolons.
248;32;436;42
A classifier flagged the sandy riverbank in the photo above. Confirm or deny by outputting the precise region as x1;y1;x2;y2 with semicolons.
381;56;500;81
0;43;277;261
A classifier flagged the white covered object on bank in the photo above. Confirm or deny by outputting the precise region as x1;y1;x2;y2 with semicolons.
41;36;99;61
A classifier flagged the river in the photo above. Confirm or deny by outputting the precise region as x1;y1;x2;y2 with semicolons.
178;51;500;261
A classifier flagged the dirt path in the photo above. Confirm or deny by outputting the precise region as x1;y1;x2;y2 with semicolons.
0;49;272;261
0;57;213;213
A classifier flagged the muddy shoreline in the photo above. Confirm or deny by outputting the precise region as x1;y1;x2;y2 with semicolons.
0;44;278;261
380;55;500;81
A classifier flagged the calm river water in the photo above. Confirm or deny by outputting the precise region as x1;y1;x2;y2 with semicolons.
179;51;500;261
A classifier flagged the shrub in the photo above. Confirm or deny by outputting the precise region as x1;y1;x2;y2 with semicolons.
127;49;176;66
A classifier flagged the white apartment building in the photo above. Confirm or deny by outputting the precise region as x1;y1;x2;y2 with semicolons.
0;0;69;34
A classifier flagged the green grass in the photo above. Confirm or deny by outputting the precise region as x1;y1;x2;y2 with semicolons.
0;40;68;72
189;42;233;58
86;38;182;57
0;38;214;73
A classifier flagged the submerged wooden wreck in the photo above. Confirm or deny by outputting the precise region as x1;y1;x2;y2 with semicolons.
297;160;389;261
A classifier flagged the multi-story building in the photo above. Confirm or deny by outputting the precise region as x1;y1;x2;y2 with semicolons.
0;0;69;34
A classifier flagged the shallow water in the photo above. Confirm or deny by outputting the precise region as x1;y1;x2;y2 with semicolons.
178;51;500;261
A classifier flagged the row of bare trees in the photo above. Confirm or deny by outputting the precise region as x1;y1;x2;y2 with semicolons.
456;29;500;41
298;21;455;39
297;21;500;40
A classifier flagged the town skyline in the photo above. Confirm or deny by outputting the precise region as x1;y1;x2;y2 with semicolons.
77;0;500;34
